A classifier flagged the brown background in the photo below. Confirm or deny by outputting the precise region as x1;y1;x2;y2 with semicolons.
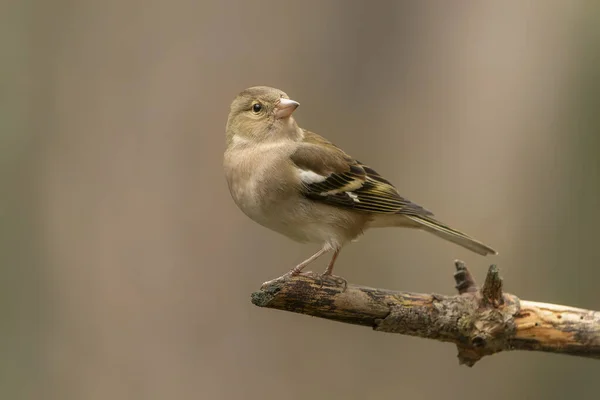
3;1;600;399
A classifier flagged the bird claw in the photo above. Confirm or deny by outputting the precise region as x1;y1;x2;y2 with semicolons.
319;273;348;292
294;271;325;287
261;270;315;288
280;270;347;292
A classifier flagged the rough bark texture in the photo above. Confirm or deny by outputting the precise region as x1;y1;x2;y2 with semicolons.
251;262;600;366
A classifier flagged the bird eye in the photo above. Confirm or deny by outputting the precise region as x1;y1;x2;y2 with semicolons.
252;103;262;113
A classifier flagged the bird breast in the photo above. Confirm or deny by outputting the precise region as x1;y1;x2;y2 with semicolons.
224;142;295;222
224;143;369;247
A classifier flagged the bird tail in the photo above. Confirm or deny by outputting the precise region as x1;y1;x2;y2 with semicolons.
405;215;497;256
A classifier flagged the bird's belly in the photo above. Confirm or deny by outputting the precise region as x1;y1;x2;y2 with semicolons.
224;149;368;248
235;187;367;247
229;181;310;238
267;208;356;247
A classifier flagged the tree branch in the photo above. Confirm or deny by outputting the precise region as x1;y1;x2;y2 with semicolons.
251;261;600;366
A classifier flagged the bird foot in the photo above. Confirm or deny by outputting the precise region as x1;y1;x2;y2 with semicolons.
293;271;348;291
262;271;347;292
262;270;316;287
318;273;348;292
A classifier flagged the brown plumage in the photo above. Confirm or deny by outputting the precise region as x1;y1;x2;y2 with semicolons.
223;86;496;280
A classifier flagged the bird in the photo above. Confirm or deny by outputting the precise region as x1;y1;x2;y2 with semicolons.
223;86;497;282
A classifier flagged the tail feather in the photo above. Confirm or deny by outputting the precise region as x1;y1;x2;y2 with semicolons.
405;215;497;256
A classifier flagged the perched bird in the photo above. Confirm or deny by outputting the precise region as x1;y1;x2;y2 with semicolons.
223;86;497;280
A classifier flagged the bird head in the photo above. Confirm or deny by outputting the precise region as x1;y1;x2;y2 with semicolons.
226;86;301;146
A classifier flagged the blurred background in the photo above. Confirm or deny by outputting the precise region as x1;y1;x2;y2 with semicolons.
3;0;600;399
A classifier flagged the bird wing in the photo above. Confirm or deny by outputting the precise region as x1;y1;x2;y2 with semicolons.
290;130;433;216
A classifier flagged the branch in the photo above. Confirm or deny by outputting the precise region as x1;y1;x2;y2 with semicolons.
251;261;600;366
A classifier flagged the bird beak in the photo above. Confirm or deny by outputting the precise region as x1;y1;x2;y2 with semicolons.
274;98;300;119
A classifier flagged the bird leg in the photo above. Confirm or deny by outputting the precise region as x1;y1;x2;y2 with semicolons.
289;247;330;276
268;247;346;291
320;249;347;290
322;249;340;275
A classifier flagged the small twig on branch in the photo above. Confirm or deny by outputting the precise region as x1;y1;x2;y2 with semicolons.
251;261;600;366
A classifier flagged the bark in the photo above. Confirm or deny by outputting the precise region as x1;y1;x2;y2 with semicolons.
251;261;600;366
